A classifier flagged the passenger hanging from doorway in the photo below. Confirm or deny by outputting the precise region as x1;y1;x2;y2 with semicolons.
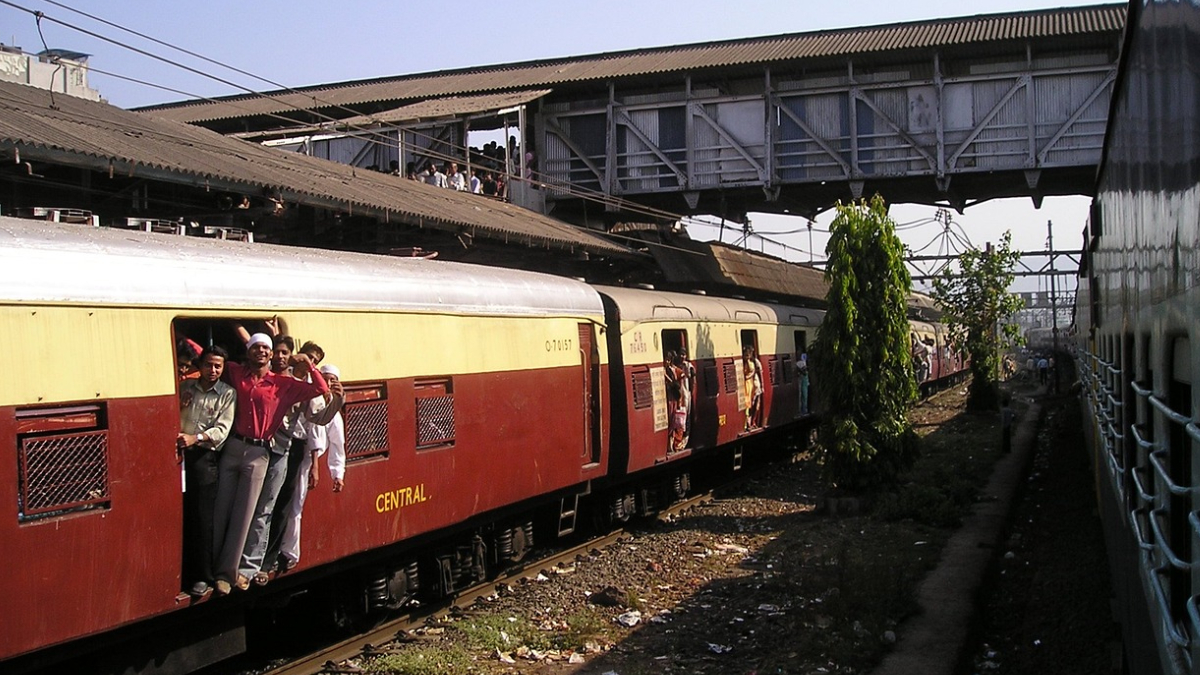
677;345;696;445
744;347;763;430
665;351;683;450
212;333;328;595
177;345;236;597
176;337;203;382
262;341;344;576
665;350;691;452
274;363;348;573
798;352;810;415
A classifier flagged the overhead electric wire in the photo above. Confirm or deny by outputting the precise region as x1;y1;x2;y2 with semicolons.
18;0;976;257
6;0;693;228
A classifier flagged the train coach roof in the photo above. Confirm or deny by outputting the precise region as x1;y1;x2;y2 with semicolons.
0;218;604;317
595;285;819;325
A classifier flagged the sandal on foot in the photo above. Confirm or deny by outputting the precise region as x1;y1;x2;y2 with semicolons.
234;574;250;591
253;571;270;586
214;579;232;596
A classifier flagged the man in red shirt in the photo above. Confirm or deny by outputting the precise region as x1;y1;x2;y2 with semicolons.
211;333;328;594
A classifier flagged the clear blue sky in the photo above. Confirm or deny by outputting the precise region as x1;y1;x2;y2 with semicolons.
0;0;1111;290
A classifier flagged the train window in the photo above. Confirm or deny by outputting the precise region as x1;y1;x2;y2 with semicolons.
766;356;779;386
343;382;390;462
795;330;808;355
15;403;110;522
415;378;456;450
702;365;719;398
779;353;795;384
722;361;739;394
631;368;654;410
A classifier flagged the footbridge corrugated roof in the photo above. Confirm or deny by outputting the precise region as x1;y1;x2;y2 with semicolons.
0;80;633;257
139;4;1125;125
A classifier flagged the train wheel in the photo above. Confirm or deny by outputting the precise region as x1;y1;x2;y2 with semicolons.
508;523;530;562
328;576;384;634
497;522;534;563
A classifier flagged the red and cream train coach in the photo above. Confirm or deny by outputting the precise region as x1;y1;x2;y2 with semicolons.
0;218;609;671
595;285;822;519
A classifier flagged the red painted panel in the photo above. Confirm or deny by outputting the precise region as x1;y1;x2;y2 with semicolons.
264;364;608;571
618;354;798;475
0;359;612;663
0;396;183;661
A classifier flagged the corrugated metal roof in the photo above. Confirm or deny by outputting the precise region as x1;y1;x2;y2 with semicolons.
141;4;1125;125
652;238;830;303
338;89;552;127
0;80;631;256
230;90;553;141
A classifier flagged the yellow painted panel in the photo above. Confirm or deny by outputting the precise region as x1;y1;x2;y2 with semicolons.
0;306;176;406
2;305;609;406
620;320;791;367
280;312;607;381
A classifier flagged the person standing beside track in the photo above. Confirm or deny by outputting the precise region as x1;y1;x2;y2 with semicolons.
211;333;328;595
177;345;236;597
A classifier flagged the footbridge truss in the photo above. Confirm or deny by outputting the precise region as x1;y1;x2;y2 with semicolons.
538;27;1120;222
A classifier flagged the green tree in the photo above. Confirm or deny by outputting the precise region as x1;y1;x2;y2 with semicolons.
931;231;1024;411
811;196;919;488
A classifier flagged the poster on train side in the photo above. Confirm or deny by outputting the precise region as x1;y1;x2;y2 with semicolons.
648;364;668;432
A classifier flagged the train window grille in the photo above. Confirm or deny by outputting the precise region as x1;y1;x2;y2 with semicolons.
702;365;719;398
780;354;794;384
15;404;110;522
343;383;389;463
416;378;456;449
766;356;779;386
722;361;738;393
631;369;653;410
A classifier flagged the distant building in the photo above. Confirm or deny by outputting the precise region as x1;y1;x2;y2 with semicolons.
0;45;103;101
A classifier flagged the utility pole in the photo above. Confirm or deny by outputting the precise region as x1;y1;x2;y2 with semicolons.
1047;219;1058;354
807;219;814;263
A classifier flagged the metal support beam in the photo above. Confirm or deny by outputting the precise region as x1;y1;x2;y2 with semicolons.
544;118;606;185
689;102;767;181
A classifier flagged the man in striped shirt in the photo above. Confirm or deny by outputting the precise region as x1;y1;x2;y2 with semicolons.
178;345;236;597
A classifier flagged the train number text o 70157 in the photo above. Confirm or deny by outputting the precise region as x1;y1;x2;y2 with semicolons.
545;338;573;352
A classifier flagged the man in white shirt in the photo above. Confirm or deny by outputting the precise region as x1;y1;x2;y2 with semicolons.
447;162;467;191
277;364;347;571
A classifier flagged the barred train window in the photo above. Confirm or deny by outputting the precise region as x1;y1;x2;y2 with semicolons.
631;368;653;410
16;404;110;522
702;365;719;398
722;361;739;394
342;382;389;462
780;354;795;384
415;378;456;449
